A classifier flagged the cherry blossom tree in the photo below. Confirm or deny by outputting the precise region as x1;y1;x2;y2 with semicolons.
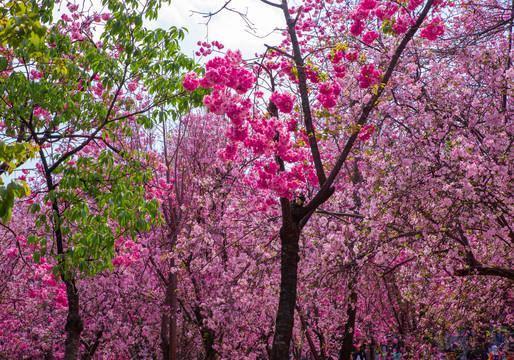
183;0;446;358
1;0;513;359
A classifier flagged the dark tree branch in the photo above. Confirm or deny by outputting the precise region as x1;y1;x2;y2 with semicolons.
265;44;294;59
454;266;514;280
304;0;435;215
281;0;326;185
316;209;365;219
260;0;283;9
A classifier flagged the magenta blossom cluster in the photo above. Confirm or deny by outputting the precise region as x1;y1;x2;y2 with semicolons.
393;15;415;34
374;3;399;21
420;16;445;41
182;50;314;198
357;63;383;89
333;65;347;78
350;0;378;36
330;49;345;64
317;81;342;109
362;31;379;44
358;124;377;142
270;91;296;113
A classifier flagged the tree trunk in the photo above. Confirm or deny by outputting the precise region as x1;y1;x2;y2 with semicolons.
369;338;376;360
339;289;357;360
161;278;170;360
170;268;178;360
297;306;322;360
270;220;301;360
80;329;103;360
160;268;178;360
64;279;84;360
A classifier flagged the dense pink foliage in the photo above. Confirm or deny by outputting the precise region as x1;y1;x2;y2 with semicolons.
1;0;513;359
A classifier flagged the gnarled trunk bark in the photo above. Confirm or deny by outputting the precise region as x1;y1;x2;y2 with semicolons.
64;279;84;360
160;268;178;360
339;289;357;360
169;269;178;360
270;218;301;360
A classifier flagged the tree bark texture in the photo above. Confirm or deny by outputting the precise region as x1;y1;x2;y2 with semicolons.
270;220;301;360
339;290;357;360
262;1;434;359
170;268;178;360
160;268;178;360
64;279;84;360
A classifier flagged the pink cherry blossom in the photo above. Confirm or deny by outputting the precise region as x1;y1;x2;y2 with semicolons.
362;30;379;44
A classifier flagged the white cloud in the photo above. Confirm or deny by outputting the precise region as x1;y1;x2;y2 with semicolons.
155;0;286;60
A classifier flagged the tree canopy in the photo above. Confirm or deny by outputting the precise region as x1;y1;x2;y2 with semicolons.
0;0;512;359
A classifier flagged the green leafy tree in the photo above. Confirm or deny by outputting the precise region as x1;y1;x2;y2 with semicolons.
0;0;47;220
0;141;37;222
0;0;203;357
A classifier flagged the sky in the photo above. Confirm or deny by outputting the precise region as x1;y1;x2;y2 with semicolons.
154;0;287;60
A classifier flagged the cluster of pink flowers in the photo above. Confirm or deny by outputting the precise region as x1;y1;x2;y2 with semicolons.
33;107;51;119
346;51;359;62
182;50;309;198
358;124;377;142
195;40;225;57
330;50;345;64
357;63;383;88
255;164;300;199
360;0;378;10
184;50;258;162
420;16;445;41
408;0;424;11
362;31;379;44
93;13;101;22
350;0;379;36
374;3;398;20
351;7;370;22
305;67;321;83
127;82;138;92
243;116;292;158
333;65;346;78
182;72;199;92
185;50;254;94
30;69;44;80
270;91;296;113
5;247;19;259
317;81;341;109
350;20;366;37
66;3;79;12
199;51;255;94
393;15;414;34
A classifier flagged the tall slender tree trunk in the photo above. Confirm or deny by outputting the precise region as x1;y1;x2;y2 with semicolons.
339;289;357;360
160;267;178;360
271;217;301;360
161;116;179;360
169;265;178;360
64;279;84;360
161;278;171;360
48;174;83;360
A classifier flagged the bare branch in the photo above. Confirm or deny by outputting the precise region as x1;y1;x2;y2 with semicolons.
304;0;435;215
260;0;283;9
192;0;256;31
316;209;365;219
281;0;326;185
265;44;294;59
454;266;514;281
194;0;233;18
